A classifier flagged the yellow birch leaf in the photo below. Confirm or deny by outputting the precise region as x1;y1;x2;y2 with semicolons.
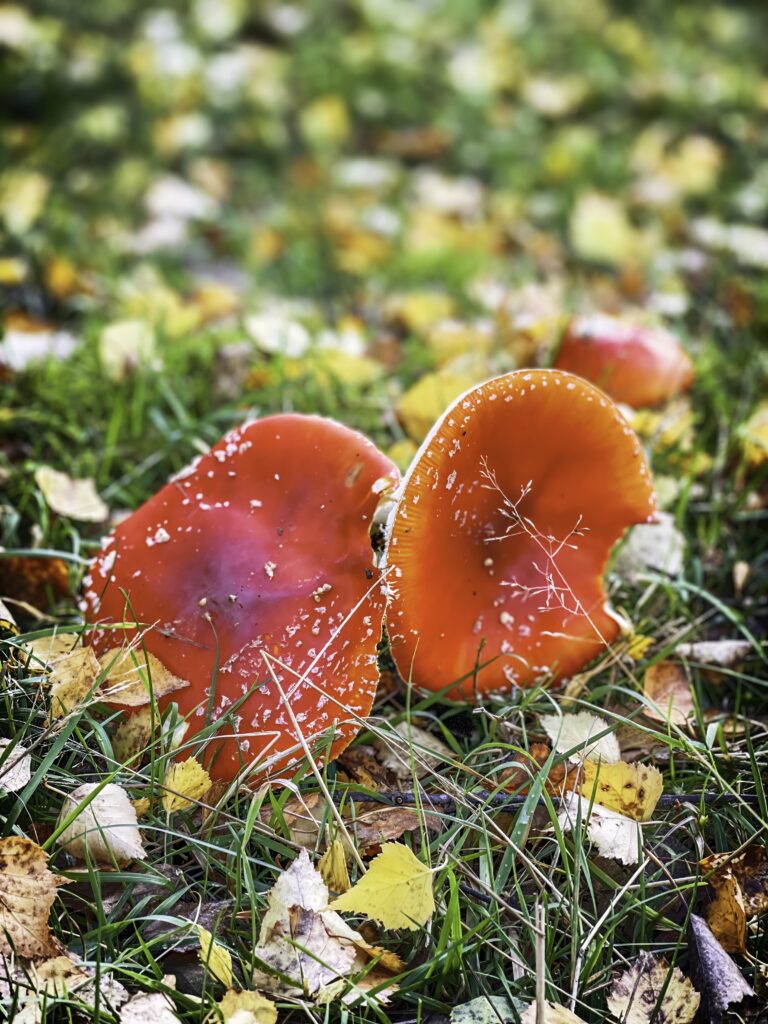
319;839;351;894
607;952;700;1024
397;370;482;442
328;842;434;931
197;925;233;988
112;707;154;763
704;871;746;954
740;400;768;467
520;1001;587;1023
132;797;152;818
99;647;189;707
218;989;277;1024
0;836;65;958
24;634;100;717
580;760;663;821
163;758;211;812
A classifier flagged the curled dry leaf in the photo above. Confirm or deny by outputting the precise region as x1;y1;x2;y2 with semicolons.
34;466;108;522
319;839;351;894
0;836;65;958
262;791;439;855
372;720;454;781
197;925;233;987
688;914;755;1024
98;647;190;707
580;760;663;821
218;989;277;1024
57;782;146;867
0;739;31;793
700;845;768;953
558;793;643;866
540;711;620;763
162;758;212;812
500;742;574;797
642;661;695;727
329;842;435;931
607;952;700;1024
25;636;190;718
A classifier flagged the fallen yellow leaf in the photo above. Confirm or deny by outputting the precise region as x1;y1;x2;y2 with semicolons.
739;399;768;467
198;925;233;988
520;1001;586;1023
329;843;435;931
112;707;154;764
319;839;351;894
580;760;663;821
397;370;482;442
99;646;189;706
0;836;65;958
607;952;700;1024
162;758;212;812
25;636;102;719
218;989;277;1024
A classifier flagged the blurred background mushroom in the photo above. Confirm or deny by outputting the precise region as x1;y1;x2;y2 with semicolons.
84;414;398;782
384;369;657;697
553;313;695;408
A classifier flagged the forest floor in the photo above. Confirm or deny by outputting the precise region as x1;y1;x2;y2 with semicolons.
1;1;767;1022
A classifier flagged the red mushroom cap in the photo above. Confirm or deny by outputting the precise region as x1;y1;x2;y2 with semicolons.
384;370;656;697
554;313;694;408
84;415;398;782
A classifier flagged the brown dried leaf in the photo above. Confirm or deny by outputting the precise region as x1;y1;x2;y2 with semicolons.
643;661;695;727
500;743;575;797
701;845;768;952
336;746;397;791
0;555;68;610
0;836;65;958
372;721;453;781
112;708;154;764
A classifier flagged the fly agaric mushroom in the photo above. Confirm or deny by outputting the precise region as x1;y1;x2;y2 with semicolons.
554;313;694;408
83;415;398;782
384;369;656;697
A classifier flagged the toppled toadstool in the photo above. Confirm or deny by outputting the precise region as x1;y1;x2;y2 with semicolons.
384;370;656;697
83;415;398;782
554;313;694;408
